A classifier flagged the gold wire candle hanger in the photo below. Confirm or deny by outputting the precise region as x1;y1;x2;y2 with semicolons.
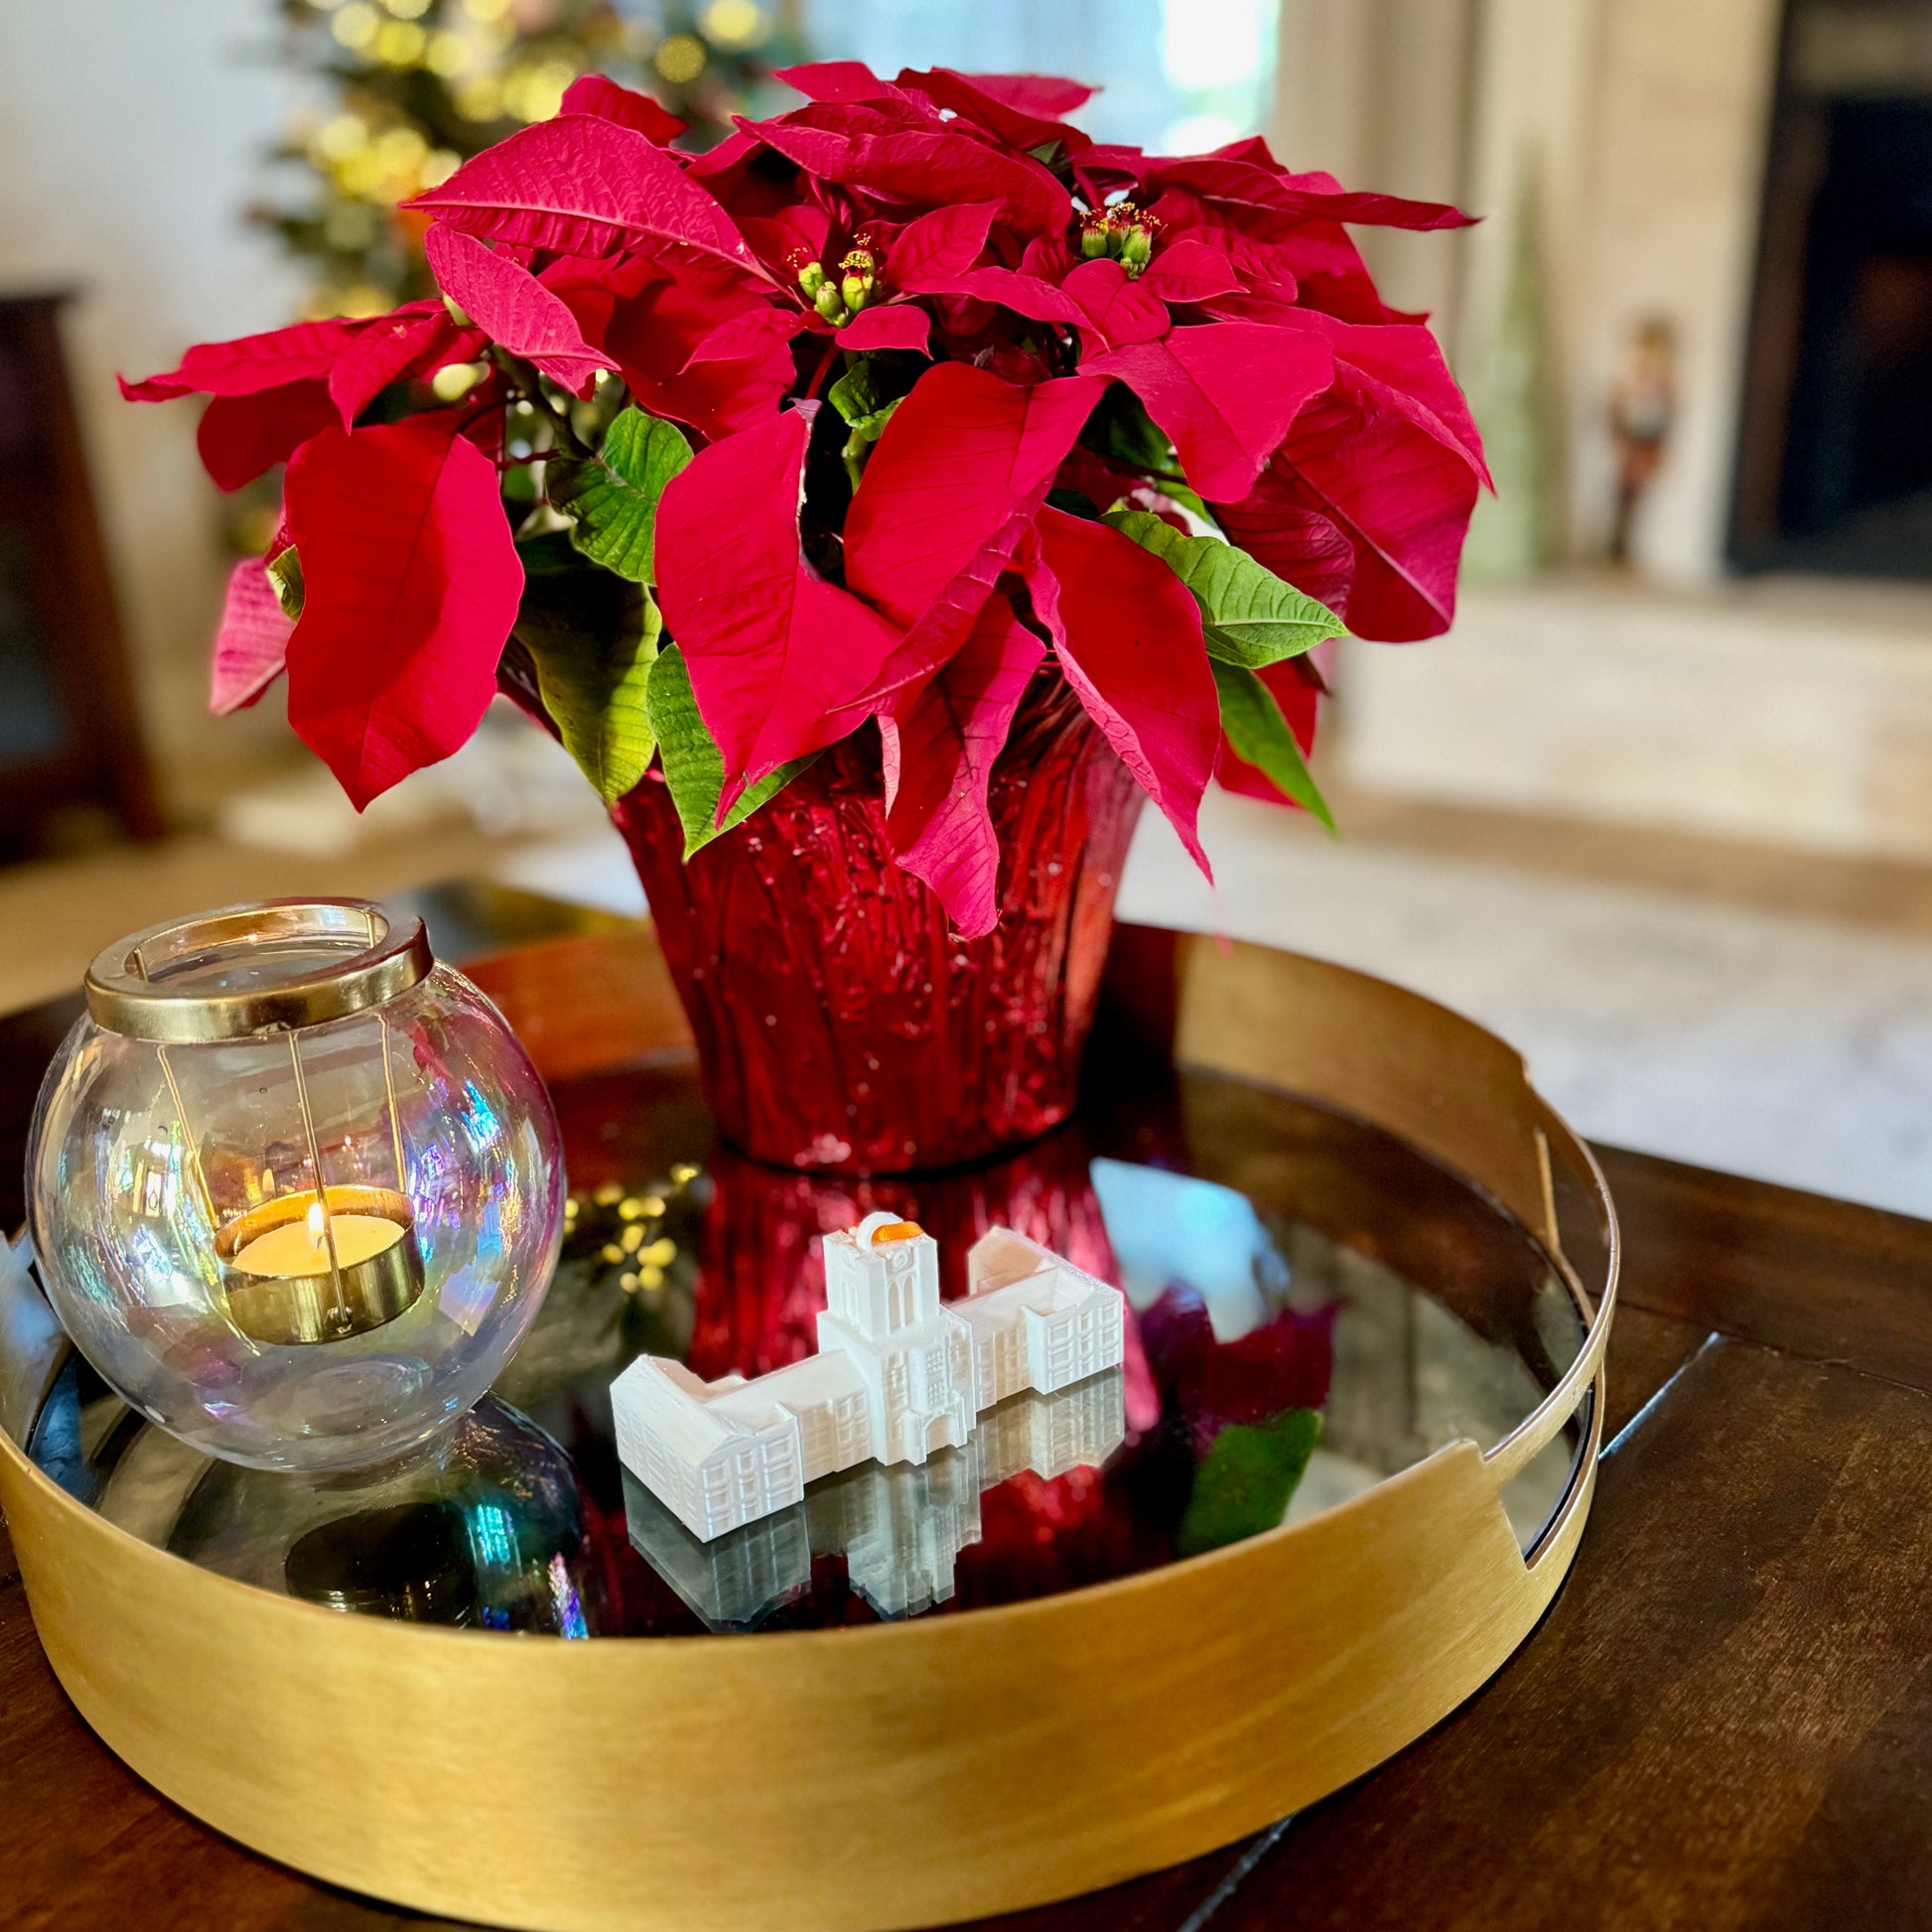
85;901;433;1345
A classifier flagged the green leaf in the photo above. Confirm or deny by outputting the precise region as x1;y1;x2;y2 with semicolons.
1106;510;1345;668
644;643;817;857
830;356;909;487
828;358;885;426
514;571;659;804
1177;1408;1322;1557
265;543;303;622
1211;658;1335;830
1084;383;1173;475
841;397;901;490
547;406;691;585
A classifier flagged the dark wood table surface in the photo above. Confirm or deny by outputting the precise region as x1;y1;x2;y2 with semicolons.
5;898;1930;1930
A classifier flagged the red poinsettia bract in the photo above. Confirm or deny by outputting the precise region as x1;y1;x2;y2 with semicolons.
127;60;1485;938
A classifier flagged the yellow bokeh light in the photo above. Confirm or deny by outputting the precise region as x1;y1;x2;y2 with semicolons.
700;0;767;49
638;1265;664;1291
461;0;509;18
653;33;706;84
455;73;504;120
339;282;390;318
331;1;379;52
425;28;472;76
380;0;432;16
336;149;385;196
315;112;368;161
503;57;576;122
430;361;484;401
641;1237;677;1268
420;147;462;187
375;126;429;167
375;125;429;166
374;18;427;65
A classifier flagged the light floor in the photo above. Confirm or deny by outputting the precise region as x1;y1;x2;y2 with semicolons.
1123;789;1932;1220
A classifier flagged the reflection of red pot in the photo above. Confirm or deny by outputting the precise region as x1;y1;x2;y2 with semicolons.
686;1130;1158;1431
607;675;1144;1174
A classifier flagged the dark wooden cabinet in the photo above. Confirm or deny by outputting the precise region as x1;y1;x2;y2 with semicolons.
0;292;159;849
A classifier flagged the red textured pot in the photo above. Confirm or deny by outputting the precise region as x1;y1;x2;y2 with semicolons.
608;672;1144;1174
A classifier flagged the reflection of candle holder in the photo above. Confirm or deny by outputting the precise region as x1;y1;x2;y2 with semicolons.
215;1185;425;1345
284;1501;478;1622
152;1396;604;1635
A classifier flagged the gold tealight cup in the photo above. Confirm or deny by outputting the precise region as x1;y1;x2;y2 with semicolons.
214;1185;425;1345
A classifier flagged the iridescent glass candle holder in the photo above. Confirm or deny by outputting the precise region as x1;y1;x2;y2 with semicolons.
26;899;564;1472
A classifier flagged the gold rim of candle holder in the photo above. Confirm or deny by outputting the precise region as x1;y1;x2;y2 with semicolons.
83;899;433;1042
215;1186;425;1345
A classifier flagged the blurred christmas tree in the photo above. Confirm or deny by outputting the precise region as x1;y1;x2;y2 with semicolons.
257;0;803;320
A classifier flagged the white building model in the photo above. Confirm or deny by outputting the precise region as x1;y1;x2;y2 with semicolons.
612;1212;1127;1542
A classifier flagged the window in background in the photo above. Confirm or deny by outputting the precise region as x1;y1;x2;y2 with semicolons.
794;0;1277;152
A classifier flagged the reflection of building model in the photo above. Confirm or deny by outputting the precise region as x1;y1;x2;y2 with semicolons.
612;1214;1127;1543
624;1374;1127;1627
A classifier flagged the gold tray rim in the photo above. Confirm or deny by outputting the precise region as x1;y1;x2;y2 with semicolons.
0;933;1619;1932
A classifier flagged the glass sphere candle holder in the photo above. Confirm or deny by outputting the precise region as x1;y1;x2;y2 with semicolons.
27;899;565;1473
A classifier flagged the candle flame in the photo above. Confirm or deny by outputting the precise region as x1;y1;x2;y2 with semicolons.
307;1200;327;1249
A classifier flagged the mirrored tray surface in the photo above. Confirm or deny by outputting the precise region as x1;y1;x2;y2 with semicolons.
16;1052;1588;1639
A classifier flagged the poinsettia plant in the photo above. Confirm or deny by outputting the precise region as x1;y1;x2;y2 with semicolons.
127;61;1486;938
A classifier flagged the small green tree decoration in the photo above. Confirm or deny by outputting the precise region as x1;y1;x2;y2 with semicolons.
253;0;801;319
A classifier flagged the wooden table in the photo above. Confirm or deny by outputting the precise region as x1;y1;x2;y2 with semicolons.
4;911;1928;1931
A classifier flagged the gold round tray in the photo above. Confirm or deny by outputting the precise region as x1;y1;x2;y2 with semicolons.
0;934;1616;1932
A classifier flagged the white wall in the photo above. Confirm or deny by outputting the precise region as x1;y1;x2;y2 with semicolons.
0;0;306;811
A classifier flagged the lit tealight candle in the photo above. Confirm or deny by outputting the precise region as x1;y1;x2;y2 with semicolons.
231;1199;406;1280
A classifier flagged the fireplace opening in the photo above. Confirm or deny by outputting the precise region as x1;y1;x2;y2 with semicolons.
1731;1;1932;579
